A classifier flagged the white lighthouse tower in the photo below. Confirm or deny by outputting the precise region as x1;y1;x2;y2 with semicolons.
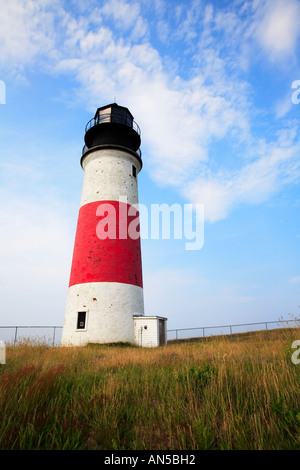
61;103;167;347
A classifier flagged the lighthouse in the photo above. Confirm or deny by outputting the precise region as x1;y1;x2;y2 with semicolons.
61;103;167;347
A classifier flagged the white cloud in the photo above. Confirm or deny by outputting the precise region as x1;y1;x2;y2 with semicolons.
100;0;149;40
275;94;294;119
184;178;234;223
0;0;59;71
101;0;140;29
185;133;300;222
253;0;300;60
289;276;300;284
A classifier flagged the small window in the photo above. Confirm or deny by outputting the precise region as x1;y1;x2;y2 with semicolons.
132;165;136;178
77;311;86;330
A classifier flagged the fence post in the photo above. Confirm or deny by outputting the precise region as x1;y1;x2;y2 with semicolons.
230;325;233;341
265;322;268;340
14;327;18;345
203;327;205;342
52;327;56;347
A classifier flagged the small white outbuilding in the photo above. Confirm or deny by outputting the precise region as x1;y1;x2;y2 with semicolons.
133;315;167;347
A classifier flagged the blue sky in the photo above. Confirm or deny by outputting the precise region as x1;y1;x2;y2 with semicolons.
0;0;299;334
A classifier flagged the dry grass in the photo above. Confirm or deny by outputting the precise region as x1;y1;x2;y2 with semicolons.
0;328;299;450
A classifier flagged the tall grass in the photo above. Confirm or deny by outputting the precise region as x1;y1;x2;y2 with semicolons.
0;329;299;450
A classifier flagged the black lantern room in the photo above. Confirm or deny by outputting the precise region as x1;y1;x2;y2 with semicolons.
82;103;141;165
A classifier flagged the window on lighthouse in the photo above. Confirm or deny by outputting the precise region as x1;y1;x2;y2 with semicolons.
98;107;111;123
77;311;86;330
132;165;137;178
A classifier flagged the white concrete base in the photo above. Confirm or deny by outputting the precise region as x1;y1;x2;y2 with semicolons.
61;282;144;346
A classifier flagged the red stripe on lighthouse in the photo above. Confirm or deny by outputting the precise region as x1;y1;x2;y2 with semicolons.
69;200;143;288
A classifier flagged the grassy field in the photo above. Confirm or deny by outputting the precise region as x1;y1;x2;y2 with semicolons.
0;328;299;450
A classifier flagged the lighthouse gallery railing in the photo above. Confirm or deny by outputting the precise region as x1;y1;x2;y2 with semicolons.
82;112;142;157
85;112;141;135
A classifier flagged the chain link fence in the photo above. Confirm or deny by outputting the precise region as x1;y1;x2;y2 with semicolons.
0;326;63;346
167;318;300;342
0;318;299;346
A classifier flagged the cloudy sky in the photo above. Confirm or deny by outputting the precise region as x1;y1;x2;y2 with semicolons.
0;0;299;337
